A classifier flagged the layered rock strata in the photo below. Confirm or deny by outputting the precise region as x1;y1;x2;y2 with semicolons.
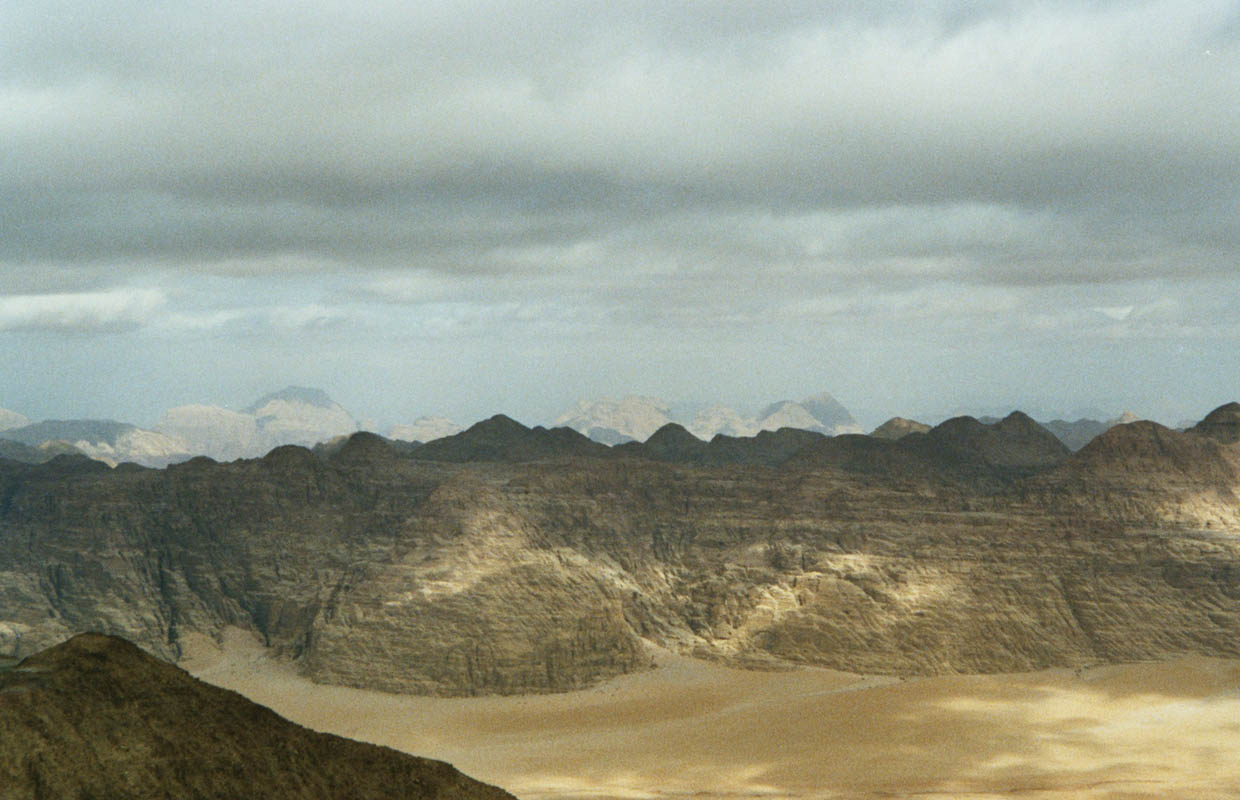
0;410;1238;695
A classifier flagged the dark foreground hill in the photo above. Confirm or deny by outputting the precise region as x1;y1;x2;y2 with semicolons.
0;633;513;800
1;406;1239;695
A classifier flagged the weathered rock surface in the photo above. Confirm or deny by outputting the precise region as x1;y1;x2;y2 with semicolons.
870;416;931;440
1;408;1239;696
0;633;514;800
1191;402;1240;445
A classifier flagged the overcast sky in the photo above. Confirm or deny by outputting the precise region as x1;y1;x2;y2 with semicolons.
3;0;1239;429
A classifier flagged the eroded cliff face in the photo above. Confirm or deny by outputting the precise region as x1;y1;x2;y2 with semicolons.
2;421;1240;696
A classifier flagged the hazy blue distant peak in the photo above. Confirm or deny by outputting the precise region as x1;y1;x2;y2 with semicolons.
758;393;856;430
0;407;30;432
244;386;338;413
1;419;136;447
799;392;857;427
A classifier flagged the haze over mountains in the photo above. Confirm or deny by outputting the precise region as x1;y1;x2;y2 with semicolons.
554;392;862;443
0;384;1172;471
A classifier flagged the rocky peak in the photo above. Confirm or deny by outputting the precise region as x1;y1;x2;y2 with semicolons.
244;386;338;413
870;417;931;441
636;423;707;462
923;412;1068;471
328;431;399;465
1190;402;1240;445
411;415;611;462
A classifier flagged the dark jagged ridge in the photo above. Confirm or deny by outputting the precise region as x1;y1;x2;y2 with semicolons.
0;633;514;800
409;414;612;462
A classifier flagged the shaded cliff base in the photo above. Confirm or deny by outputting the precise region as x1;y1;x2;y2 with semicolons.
189;626;1240;800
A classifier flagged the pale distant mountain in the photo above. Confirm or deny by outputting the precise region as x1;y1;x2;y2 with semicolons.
0;408;29;432
756;393;862;436
688;405;755;439
244;386;358;451
560;392;861;444
554;396;675;444
0;438;84;464
796;392;861;432
389;416;463;443
0;420;192;467
4;387;358;466
157;387;358;461
156;405;261;462
757;400;831;433
1040;411;1142;452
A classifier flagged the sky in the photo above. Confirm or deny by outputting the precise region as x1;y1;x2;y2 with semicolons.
3;0;1239;430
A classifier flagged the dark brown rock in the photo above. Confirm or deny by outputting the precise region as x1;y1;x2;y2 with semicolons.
0;633;514;800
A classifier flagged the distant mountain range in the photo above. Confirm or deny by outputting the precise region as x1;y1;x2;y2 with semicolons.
554;392;863;444
158;386;360;461
0;419;191;468
0;386;1204;469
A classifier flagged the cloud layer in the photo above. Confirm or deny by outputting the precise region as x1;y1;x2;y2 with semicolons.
2;0;1238;425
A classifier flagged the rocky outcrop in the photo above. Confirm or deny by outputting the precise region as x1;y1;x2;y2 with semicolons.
410;415;612;463
915;411;1070;472
870;417;931;440
1190;402;1240;445
0;633;514;800
618;423;708;462
1;406;1239;696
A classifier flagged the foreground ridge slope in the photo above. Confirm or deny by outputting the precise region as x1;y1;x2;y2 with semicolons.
0;633;514;800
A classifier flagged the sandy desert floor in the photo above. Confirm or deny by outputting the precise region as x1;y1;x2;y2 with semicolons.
185;629;1240;800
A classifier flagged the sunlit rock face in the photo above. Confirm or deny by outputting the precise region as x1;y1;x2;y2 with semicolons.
870;417;931;440
1;406;1239;695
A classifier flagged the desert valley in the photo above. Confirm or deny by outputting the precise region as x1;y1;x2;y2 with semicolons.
4;396;1240;798
8;0;1240;795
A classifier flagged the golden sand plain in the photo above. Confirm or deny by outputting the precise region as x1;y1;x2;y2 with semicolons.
186;629;1240;799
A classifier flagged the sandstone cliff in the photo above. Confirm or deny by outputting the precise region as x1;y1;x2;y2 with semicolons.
1;410;1239;695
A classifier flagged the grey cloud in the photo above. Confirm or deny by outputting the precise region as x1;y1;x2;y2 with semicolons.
3;0;1239;301
0;288;165;333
